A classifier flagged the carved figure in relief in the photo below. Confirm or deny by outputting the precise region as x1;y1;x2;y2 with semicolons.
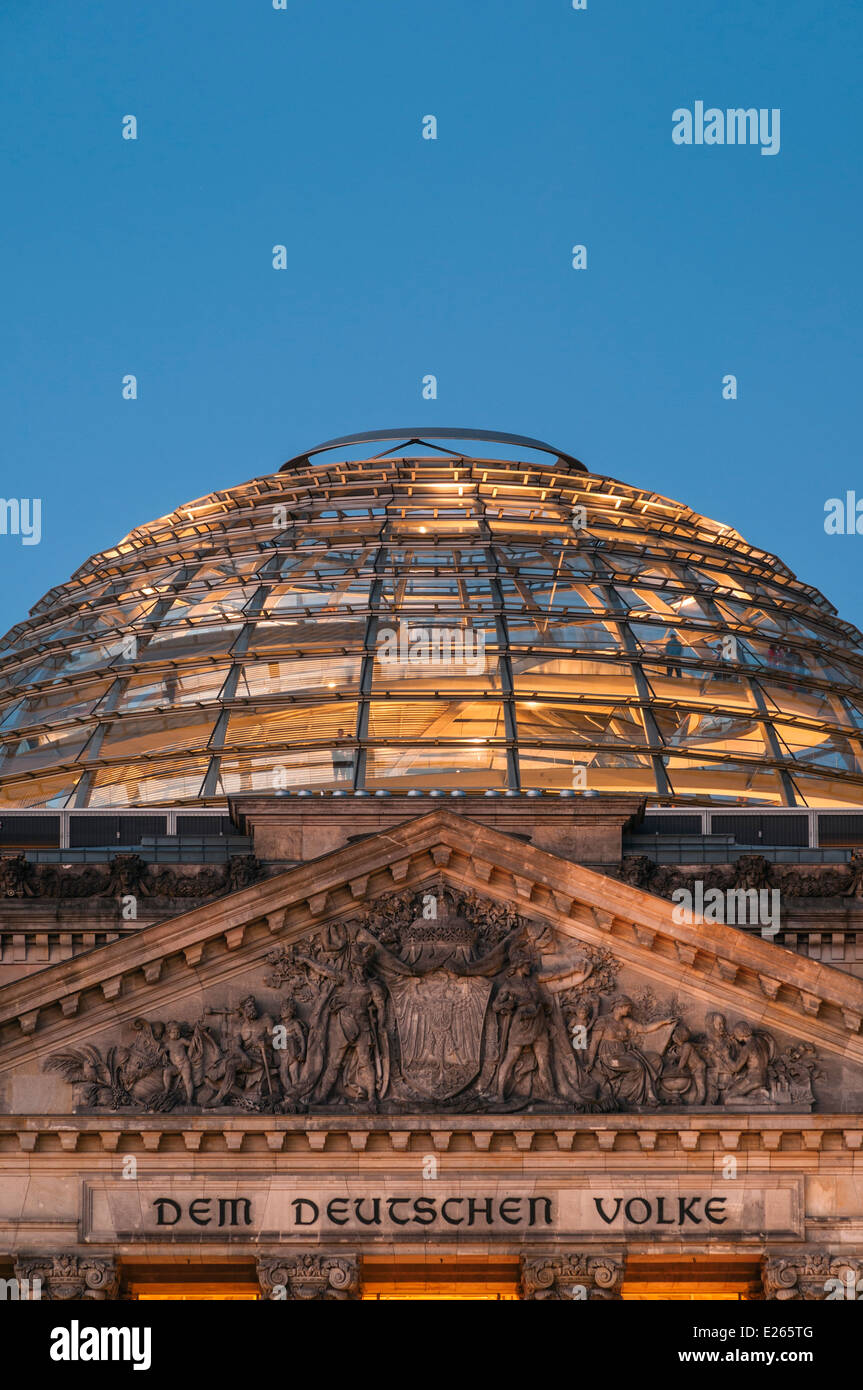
658;1023;706;1105
200;996;277;1107
586;995;676;1107
43;888;825;1116
120;1018;173;1108
492;957;557;1101
724;1021;773;1101
307;945;389;1107
702;1012;738;1104
275;999;307;1101
161;1022;194;1105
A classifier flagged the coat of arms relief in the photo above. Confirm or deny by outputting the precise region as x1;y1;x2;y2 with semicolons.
46;887;822;1115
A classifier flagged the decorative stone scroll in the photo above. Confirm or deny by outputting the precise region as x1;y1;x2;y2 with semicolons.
13;1254;119;1301
256;1253;360;1301
45;887;823;1116
762;1250;863;1300
521;1252;624;1301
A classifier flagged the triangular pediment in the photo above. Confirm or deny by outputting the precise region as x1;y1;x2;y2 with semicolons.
2;810;863;1117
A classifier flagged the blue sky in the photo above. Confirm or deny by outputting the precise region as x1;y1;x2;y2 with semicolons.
1;0;861;634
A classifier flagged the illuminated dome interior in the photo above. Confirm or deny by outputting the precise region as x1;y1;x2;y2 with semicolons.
2;428;863;809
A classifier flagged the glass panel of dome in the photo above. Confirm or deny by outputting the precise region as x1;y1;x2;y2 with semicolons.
112;666;234;712
652;709;771;757
518;746;656;792
247;616;367;653
371;660;502;697
388;547;488;567
738;639;858;686
629;621;711;661
237;658;362;698
262;583;371;615
0;724;97;775
486;519;571;539
515;700;648;746
380;578;473;610
640;664;753;707
801;653;863;687
371;621;500;684
10;642;126;680
661;758;787;804
771;723;863;774
784;771;863;809
715;597;840;648
837;697;863;730
0;769;81;808
183;556;273;584
157;588;257;624
302;548;377;574
97;712;215;761
0;679;112;731
31;599;158;645
636;636;750;686
603;554;680;580
217;751;355;793
391;516;481;538
690;565;776;604
88;760;210;806
79;599;168;635
511;657;638;697
755;680;856;728
143;623;243;660
511;579;605;614
366;700;506;742
0;658;53;691
224;703;359;749
0;698;24;730
365;744;508;790
506;618;624;649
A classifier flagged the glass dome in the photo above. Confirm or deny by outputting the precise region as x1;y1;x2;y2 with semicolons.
2;429;863;810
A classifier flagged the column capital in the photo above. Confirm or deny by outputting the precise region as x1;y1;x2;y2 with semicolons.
257;1252;360;1301
13;1254;119;1300
520;1251;625;1301
762;1248;863;1300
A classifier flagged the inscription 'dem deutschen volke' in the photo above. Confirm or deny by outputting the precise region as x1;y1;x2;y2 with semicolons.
150;1193;731;1232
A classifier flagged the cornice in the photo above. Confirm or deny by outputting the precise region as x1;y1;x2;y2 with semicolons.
0;1112;862;1157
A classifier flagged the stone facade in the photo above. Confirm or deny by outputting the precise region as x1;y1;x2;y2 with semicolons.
1;801;863;1300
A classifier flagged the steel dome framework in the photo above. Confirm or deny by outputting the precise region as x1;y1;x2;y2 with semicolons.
2;430;863;810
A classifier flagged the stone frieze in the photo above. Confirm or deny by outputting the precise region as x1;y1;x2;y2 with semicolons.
44;888;823;1116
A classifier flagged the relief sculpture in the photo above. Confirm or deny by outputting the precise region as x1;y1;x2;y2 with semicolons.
45;887;823;1115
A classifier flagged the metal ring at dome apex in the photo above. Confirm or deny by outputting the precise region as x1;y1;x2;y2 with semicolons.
280;427;587;473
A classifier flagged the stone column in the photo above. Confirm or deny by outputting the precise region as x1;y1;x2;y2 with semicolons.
520;1252;625;1301
257;1253;360;1301
762;1249;863;1300
13;1254;119;1300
